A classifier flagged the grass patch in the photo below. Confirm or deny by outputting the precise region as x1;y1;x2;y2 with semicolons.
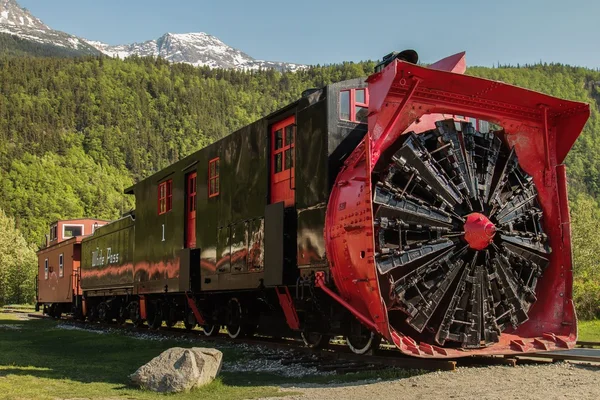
578;320;600;342
2;304;35;311
0;314;425;399
0;315;287;400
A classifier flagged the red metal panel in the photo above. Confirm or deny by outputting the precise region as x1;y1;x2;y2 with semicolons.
185;172;197;248
270;116;295;207
139;295;147;320
185;292;206;325
325;52;589;358
275;286;300;330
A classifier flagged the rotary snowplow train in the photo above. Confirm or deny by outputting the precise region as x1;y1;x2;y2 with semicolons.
36;50;590;358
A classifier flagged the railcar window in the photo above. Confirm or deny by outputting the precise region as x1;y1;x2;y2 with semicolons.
274;153;282;173
340;88;369;123
189;175;197;212
340;90;350;120
63;225;83;238
285;125;294;146
355;89;365;103
284;148;293;169
271;120;294;174
44;259;48;279
209;158;220;198
158;180;173;214
275;129;283;150
59;254;64;278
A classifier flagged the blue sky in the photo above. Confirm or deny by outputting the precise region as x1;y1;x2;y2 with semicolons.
18;0;600;68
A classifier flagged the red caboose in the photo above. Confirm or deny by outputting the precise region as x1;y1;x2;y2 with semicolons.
36;219;109;318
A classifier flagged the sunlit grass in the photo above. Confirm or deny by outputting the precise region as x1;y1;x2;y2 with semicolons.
0;314;287;400
578;319;600;342
0;313;425;400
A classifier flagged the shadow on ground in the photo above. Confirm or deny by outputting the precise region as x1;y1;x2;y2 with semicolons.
0;316;425;394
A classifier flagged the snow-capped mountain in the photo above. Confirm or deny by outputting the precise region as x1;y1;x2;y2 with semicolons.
87;32;305;71
0;0;305;71
0;0;100;55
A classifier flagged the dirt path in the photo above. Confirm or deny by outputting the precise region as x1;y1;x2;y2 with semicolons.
263;362;600;400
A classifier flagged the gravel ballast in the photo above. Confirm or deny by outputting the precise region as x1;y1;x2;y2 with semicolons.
261;362;600;400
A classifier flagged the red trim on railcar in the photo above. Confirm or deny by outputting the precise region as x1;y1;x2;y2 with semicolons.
339;88;369;123
270;115;295;207
275;286;300;330
185;172;197;248
158;180;173;215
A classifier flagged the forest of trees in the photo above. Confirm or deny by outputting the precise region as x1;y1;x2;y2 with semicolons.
0;52;599;318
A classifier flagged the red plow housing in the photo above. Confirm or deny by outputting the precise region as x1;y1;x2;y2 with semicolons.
325;53;590;357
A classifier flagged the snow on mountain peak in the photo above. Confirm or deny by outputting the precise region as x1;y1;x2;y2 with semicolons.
88;31;305;71
0;0;48;30
0;0;100;54
1;0;305;71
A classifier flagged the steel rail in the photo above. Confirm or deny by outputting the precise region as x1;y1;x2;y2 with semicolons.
27;313;600;369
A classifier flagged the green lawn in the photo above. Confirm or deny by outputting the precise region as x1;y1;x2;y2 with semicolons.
578;320;600;342
0;314;422;400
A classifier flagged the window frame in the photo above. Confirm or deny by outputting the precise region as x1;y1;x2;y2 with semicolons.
44;258;48;279
158;179;173;214
188;173;197;212
208;158;220;198
59;253;64;278
339;88;369;123
271;116;295;182
50;225;57;241
62;224;84;239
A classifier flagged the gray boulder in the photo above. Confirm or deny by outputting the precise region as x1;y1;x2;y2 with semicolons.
130;347;223;393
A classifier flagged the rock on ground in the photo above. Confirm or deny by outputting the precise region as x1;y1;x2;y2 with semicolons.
130;347;222;393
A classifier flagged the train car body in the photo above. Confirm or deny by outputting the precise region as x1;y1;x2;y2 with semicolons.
36;218;109;317
73;50;590;358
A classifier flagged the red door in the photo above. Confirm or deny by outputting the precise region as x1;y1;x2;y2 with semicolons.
185;172;197;248
270;116;295;206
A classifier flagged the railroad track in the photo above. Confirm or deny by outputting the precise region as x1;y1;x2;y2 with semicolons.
29;312;598;373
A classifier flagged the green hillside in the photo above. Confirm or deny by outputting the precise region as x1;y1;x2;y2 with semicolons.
0;54;599;315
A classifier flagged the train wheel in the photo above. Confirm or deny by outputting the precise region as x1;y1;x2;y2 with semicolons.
183;310;197;331
97;302;109;323
301;331;330;349
147;301;163;330
226;298;243;339
87;305;98;323
165;305;178;328
130;301;143;328
50;304;62;319
202;324;219;337
346;331;380;355
116;305;127;325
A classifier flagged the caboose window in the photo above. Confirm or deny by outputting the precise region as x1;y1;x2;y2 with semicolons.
50;225;57;241
63;225;83;238
340;88;369;123
158;179;173;214
208;158;220;198
44;259;48;279
59;254;64;278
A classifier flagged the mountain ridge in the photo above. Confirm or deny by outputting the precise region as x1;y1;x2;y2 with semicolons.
86;32;306;71
0;0;305;70
0;0;100;55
